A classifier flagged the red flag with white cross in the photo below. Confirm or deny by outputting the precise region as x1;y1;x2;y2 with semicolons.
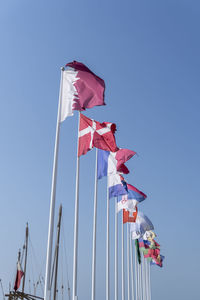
78;113;118;156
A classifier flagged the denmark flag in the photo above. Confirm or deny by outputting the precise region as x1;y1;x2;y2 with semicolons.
78;113;118;156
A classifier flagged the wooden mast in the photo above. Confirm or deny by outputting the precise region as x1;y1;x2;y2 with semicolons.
5;224;45;300
53;205;62;300
0;279;6;300
22;223;29;295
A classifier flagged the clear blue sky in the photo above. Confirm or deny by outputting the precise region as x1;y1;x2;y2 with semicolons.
0;0;199;299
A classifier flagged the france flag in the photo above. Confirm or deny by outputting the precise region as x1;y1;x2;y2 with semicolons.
97;149;132;198
97;148;135;179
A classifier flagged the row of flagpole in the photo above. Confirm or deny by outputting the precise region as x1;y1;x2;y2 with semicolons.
90;148;152;300
43;65;156;300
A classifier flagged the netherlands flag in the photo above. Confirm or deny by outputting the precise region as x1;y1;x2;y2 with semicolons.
97;149;135;199
108;173;127;199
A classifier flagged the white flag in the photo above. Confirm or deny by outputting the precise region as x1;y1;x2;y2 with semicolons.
116;194;138;213
130;211;154;239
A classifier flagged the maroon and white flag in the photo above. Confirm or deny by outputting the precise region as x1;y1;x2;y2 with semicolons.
60;61;105;122
78;113;118;156
14;261;24;291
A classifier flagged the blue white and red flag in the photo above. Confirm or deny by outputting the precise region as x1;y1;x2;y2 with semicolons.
108;174;128;199
120;183;147;203
117;183;147;213
97;148;136;179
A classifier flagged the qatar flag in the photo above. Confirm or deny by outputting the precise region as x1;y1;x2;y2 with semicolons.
78;113;118;156
14;261;24;291
60;61;105;122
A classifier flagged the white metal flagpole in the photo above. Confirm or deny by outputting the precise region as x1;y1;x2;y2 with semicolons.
115;197;118;300
44;67;64;300
138;259;141;300
130;234;135;300
145;259;148;300
148;261;151;300
91;149;98;300
145;259;149;300
121;211;125;300
72;112;81;300
134;242;138;300
142;251;145;300
127;223;130;300
106;178;110;300
139;253;142;300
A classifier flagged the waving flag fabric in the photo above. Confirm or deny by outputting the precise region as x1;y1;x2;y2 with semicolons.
138;237;164;267
108;174;128;199
143;230;156;242
117;183;147;214
123;207;138;223
130;211;154;239
116;195;138;213
14;261;24;291
151;255;165;267
97;148;136;179
60;61;105;122
130;222;143;239
115;149;136;173
144;248;160;260
138;238;151;251
126;183;147;202
119;183;147;202
78;113;118;156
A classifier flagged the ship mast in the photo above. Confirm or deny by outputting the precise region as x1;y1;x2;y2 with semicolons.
0;279;6;300
22;223;29;295
5;224;44;300
53;205;62;300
